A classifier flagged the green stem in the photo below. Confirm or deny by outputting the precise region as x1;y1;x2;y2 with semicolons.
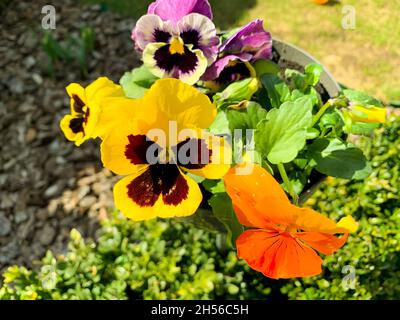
312;99;333;127
277;163;298;205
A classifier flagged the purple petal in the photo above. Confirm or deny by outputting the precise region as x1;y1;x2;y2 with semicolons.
148;0;213;22
220;19;272;60
201;53;252;81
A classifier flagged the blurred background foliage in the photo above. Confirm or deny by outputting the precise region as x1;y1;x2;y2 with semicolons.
1;116;399;300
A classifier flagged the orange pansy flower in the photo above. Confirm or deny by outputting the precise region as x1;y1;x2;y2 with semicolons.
224;164;358;279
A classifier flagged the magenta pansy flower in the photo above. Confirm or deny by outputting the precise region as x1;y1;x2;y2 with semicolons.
132;0;219;85
202;19;273;85
147;0;213;22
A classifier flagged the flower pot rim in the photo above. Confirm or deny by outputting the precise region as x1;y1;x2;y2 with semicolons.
272;37;341;98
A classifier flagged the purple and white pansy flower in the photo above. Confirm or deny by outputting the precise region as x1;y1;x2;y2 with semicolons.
202;19;273;86
132;0;219;85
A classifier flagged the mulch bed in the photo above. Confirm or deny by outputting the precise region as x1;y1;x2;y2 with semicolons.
0;0;140;272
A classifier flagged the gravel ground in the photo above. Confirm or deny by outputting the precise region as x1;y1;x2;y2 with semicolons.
0;0;140;272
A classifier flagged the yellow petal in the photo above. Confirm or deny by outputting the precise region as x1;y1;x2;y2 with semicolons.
95;97;149;139
336;215;359;233
100;123;150;176
113;171;159;221
350;105;387;123
157;169;202;219
85;77;124;102
66;83;86;115
66;83;86;100
59;114;86;146
113;166;202;221
80;102;101;139
143;78;216;130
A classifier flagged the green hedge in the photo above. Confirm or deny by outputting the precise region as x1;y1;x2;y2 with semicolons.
1;116;399;300
0;217;275;300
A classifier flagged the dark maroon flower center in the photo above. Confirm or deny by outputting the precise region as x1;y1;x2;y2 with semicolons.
217;62;251;84
124;135;212;207
154;45;199;75
127;164;189;207
69;94;89;134
153;29;171;43
180;29;201;49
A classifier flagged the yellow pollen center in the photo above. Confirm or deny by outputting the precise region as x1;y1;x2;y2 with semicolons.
169;37;185;55
227;60;237;68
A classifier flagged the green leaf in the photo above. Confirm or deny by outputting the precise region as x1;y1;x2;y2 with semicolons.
253;60;280;76
285;69;306;90
119;65;159;99
306;128;320;139
308;138;371;179
255;97;313;164
305;63;324;86
209;110;230;135
186;173;205;184
209;193;244;247
343;89;383;107
202;179;225;194
227;102;268;131
320;108;344;128
348;122;380;135
284;64;323;95
261;74;290;108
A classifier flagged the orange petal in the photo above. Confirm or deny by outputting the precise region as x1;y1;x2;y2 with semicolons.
296;232;349;255
293;207;358;234
224;164;295;228
292;207;340;234
236;230;323;279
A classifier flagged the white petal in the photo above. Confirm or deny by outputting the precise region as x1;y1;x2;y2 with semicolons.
134;14;175;50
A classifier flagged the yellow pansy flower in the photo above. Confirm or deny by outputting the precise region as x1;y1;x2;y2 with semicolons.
100;78;231;221
60;77;124;146
349;105;387;124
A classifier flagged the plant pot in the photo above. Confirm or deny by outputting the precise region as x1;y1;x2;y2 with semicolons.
272;38;341;99
181;39;341;234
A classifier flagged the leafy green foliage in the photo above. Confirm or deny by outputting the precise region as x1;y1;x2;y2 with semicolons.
285;63;323;92
209;193;244;247
119;65;159;99
343;89;383;107
308;138;371;179
261;74;291;108
226;102;267;131
255;97;313;164
0;216;271;300
253;60;280;77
